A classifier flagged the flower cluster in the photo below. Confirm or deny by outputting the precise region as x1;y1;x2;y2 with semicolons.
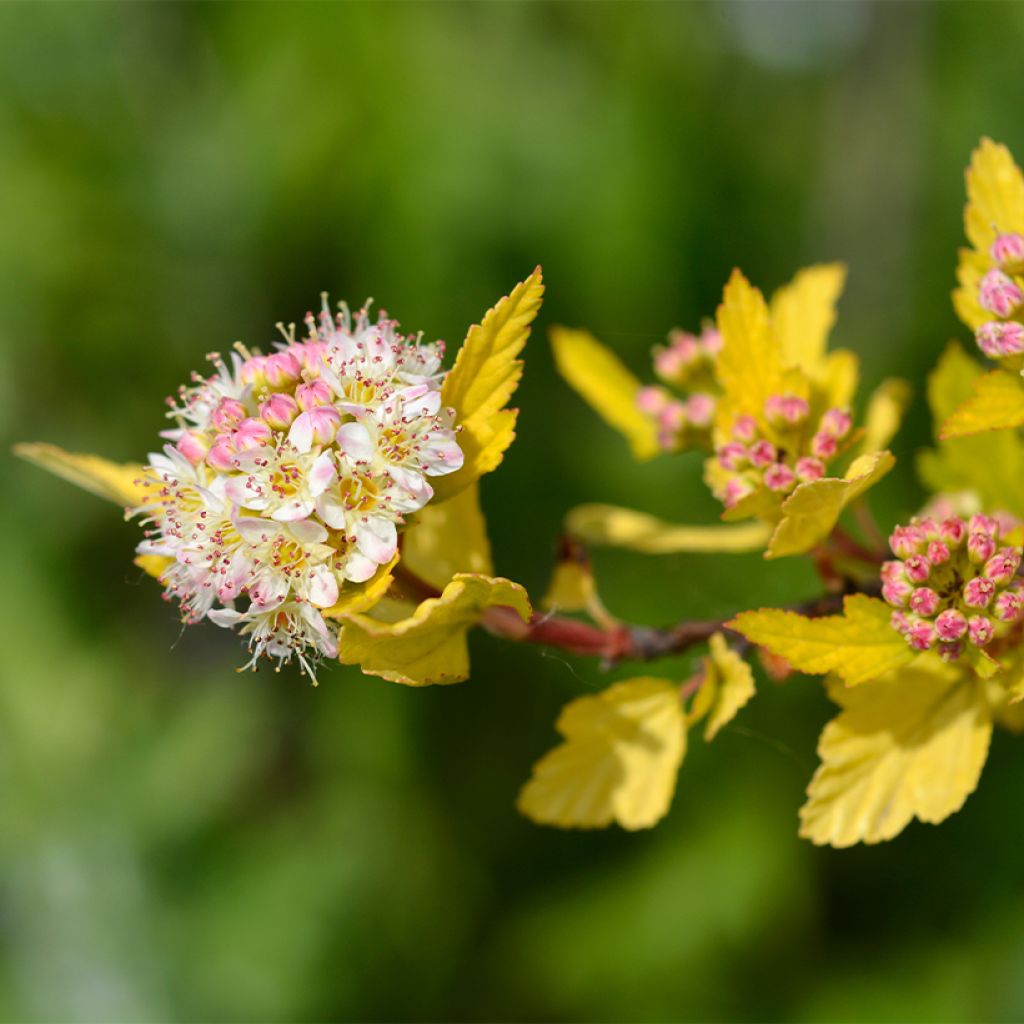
882;514;1024;661
133;298;464;678
635;324;721;451
713;395;852;509
974;232;1024;363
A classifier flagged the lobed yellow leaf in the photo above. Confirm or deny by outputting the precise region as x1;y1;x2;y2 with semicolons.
714;270;785;425
963;137;1024;253
800;664;992;847
400;483;493;591
770;263;847;373
765;450;895;559
702;633;756;741
517;677;686;831
939;369;1024;440
819;348;859;410
542;559;595;614
321;555;400;619
15;442;151;508
337;573;530;686
433;269;544;503
549;326;659;461
859;378;912;455
728;594;913;687
953;248;991;332
565;503;772;555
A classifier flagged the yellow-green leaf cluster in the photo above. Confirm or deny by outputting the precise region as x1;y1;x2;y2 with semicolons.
800;663;992;847
690;633;755;741
728;594;913;687
517;677;686;830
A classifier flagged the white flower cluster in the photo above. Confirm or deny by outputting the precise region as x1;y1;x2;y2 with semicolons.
134;298;464;678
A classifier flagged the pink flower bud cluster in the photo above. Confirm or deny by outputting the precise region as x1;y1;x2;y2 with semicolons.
133;297;464;679
636;324;721;452
713;394;852;509
975;232;1024;361
883;514;1024;661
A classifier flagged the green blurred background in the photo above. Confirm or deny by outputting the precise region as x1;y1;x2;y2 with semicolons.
2;2;1024;1020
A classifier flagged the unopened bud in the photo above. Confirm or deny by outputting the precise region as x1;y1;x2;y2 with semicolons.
963;577;996;608
976;320;1024;358
700;326;723;355
979;268;1024;318
764;393;810;427
763;462;796;492
935;608;968;641
636;386;668;415
264;351;302;388
995;590;1023;622
811;431;838;460
940;517;967;546
749;440;777;468
890;524;927;558
909;587;940;616
968;531;997;564
891;610;911;634
176;430;210;466
907;619;936;651
295;379;333;410
210;397;248;432
206;435;236;471
984;549;1020;584
904;554;931;583
991;232;1024;266
259;393;299;430
795;456;825;482
881;560;906;583
723;477;755;508
233;417;274;451
926;540;951;565
820;408;853;438
684;393;715;428
969;513;999;536
732;415;758;444
968;615;995;646
718;442;750;471
938;641;964;662
883;579;913;608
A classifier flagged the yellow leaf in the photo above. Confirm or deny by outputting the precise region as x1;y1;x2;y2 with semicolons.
770;263;846;373
134;554;172;580
321;555;399;619
401;483;493;591
728;594;913;687
703;633;755;741
859;378;912;455
337;573;530;686
939;369;1024;439
565;503;772;554
963;137;1024;254
517;677;686;830
541;549;596;614
927;342;982;429
953;248;991;332
15;442;151;507
799;664;992;847
549;326;659;460
714;269;785;425
766;450;895;559
433;269;544;502
819;349;859;410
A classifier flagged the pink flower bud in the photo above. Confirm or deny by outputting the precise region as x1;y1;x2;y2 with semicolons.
723;477;755;509
938;641;964;662
926;541;951;565
764;393;810;426
732;415;758;444
909;587;940;616
975;321;1024;358
259;393;299;430
991;232;1024;266
700;326;723;355
667;330;702;364
653;347;684;381
289;406;341;449
917;518;940;541
795;456;825;482
636;386;668;415
263;351;302;388
176;430;210;466
935;608;968;641
296;379;333;410
940;517;967;546
964;577;996;608
906;619;936;651
968;532;997;564
984;549;1020;584
658;402;687;433
820;408;853;438
995;511;1020;535
718;442;750;471
979;268;1024;318
238;355;267;385
968;615;995;647
881;560;906;583
883;579;913;608
995;591;1022;622
891;610;911;634
207;435;237;471
763;462;796;492
210;397;248;432
749;440;777;468
684;393;715;428
811;431;838;460
890;524;927;558
970;513;998;535
904;554;931;583
233;417;274;452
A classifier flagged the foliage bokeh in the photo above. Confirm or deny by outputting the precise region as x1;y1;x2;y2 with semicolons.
3;2;1024;1020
